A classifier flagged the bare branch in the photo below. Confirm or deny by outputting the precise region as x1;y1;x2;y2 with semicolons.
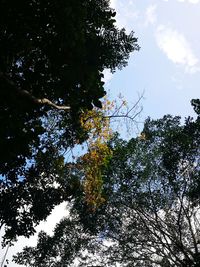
104;113;141;122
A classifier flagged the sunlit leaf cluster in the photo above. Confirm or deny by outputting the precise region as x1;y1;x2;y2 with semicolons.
79;98;115;209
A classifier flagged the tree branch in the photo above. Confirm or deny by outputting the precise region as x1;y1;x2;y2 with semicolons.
0;71;70;111
19;89;71;111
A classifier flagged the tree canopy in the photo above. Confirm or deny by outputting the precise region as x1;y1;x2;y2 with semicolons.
2;1;200;266
0;0;139;241
13;100;200;266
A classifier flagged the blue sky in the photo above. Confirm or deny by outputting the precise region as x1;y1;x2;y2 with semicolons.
1;1;200;265
106;0;200;121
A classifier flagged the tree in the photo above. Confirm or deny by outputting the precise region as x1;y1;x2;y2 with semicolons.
14;100;200;266
13;212;93;267
0;0;139;241
78;94;142;210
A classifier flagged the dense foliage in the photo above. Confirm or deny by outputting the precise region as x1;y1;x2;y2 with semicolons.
0;0;139;241
14;100;200;266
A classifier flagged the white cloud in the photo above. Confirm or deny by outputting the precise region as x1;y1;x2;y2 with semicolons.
145;4;157;26
110;0;117;8
110;0;116;8
163;0;200;3
102;69;113;85
109;0;139;31
155;25;200;73
189;0;200;3
177;0;200;3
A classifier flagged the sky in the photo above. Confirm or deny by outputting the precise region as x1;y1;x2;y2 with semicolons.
107;0;200;121
1;0;200;266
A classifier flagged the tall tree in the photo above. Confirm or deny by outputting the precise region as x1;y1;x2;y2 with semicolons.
0;0;139;241
14;100;200;266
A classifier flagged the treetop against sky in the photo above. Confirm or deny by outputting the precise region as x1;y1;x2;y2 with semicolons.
1;0;200;266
